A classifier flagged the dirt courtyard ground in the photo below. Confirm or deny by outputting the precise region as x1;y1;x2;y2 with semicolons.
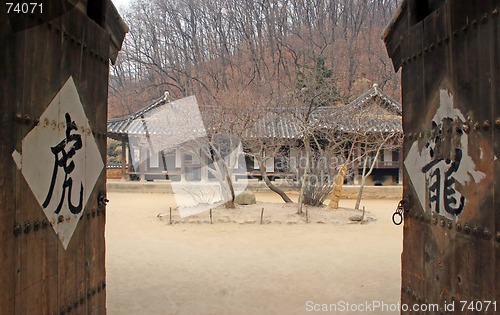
105;191;403;315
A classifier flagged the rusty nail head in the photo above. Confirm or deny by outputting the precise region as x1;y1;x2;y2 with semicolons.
432;217;437;225
13;224;21;236
87;289;92;298
483;120;491;129
472;227;479;236
33;220;40;231
15;113;22;121
464;225;471;234
73;301;79;309
79;297;85;305
86;212;91;220
447;221;453;229
456;223;462;232
59;306;66;315
474;122;480;130
463;124;470;133
24;221;31;234
495;118;500;128
92;210;96;217
42;219;48;228
440;219;445;227
58;215;64;223
482;229;491;240
67;303;72;312
495;232;500;243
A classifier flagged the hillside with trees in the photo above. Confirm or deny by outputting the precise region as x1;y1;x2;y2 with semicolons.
108;0;402;118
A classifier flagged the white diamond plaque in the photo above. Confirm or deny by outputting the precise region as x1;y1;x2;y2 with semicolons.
12;77;104;249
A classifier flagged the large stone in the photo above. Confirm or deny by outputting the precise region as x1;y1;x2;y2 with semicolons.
235;192;257;205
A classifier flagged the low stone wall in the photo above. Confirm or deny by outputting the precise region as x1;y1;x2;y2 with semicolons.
106;179;403;199
107;168;123;180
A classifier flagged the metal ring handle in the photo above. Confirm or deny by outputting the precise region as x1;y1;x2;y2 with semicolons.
392;211;403;225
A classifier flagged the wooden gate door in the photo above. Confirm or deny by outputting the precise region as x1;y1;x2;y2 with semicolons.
384;1;499;313
1;2;126;314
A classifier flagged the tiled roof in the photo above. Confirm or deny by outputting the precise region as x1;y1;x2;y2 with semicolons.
317;84;402;133
107;85;402;140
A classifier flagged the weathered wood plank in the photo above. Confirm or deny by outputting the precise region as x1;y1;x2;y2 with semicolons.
490;0;500;307
1;2;117;313
0;7;23;315
394;1;500;313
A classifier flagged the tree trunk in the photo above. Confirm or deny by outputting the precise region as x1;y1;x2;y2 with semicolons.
223;166;236;209
355;148;382;210
259;158;293;203
355;157;368;210
297;138;311;214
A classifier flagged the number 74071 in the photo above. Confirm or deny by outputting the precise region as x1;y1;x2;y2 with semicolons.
460;301;497;312
6;3;43;14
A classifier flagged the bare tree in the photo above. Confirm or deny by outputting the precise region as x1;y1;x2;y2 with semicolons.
354;130;403;210
289;56;345;213
109;0;403;119
242;111;297;204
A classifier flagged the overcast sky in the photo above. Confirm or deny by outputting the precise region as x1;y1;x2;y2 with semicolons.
112;0;132;13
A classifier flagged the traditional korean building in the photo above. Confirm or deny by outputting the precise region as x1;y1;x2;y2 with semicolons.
107;84;402;185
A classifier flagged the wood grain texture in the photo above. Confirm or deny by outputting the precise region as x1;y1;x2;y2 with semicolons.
395;1;500;313
1;4;111;314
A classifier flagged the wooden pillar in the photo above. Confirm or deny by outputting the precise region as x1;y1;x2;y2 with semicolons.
139;148;145;181
180;150;186;182
201;154;209;182
121;137;127;181
353;142;361;184
398;147;403;184
127;142;133;179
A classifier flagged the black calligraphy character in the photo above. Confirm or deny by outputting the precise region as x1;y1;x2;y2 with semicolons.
422;159;441;213
42;113;84;215
443;149;465;215
422;148;465;216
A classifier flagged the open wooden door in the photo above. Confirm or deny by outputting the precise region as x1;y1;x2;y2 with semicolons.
384;1;499;313
0;1;126;314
